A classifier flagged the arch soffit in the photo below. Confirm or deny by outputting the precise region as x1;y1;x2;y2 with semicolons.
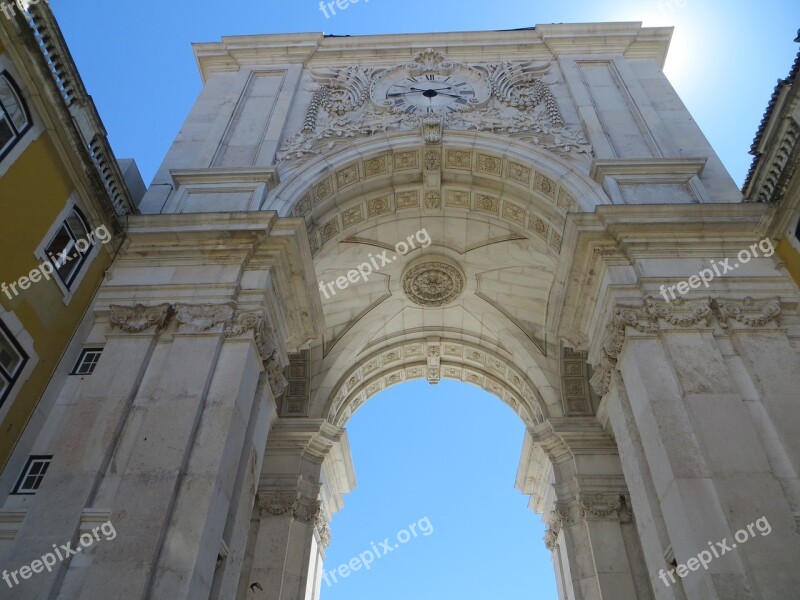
324;336;550;428
266;133;610;256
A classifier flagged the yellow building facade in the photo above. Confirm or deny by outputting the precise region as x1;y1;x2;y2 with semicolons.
0;5;137;482
744;41;800;284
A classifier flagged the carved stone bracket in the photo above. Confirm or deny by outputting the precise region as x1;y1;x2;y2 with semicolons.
225;310;289;398
426;337;441;384
544;510;562;551
175;302;235;333
422;117;443;146
109;303;172;334
316;508;332;549
590;296;782;395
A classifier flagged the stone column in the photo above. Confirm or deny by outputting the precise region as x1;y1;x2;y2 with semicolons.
529;419;654;600
591;296;800;600
240;421;348;600
0;304;171;600
77;305;281;599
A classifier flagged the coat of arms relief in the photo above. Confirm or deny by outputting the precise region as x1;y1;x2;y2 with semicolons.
277;49;593;164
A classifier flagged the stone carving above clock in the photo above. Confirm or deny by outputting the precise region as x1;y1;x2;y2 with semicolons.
277;49;591;164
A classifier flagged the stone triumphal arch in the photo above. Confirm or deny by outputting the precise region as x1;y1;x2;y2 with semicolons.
2;24;800;600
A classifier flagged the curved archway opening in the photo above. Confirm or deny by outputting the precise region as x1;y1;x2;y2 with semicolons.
320;379;558;599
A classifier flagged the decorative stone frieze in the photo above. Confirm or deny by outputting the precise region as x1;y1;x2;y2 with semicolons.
277;49;591;164
578;493;623;520
175;303;235;333
109;303;172;333
716;297;782;328
590;295;783;395
257;490;321;524
256;491;298;517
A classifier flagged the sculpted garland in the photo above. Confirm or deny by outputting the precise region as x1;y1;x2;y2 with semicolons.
277;49;592;163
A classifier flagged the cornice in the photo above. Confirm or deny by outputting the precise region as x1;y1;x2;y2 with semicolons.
5;3;137;219
192;23;672;81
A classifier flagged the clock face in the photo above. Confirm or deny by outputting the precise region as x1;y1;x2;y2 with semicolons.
372;67;491;116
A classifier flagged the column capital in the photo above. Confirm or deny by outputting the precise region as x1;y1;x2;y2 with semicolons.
109;303;173;334
255;489;321;524
224;308;288;397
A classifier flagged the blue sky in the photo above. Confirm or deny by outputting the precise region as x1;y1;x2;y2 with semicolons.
50;0;800;188
321;380;553;600
47;2;798;598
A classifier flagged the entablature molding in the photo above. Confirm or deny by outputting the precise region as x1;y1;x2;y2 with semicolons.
588;295;787;396
104;302;289;397
193;24;671;80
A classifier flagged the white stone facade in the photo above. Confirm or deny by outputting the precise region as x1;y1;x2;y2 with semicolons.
1;24;799;600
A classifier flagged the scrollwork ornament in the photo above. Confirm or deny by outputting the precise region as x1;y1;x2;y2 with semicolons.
175;303;235;333
109;303;172;334
579;493;622;520
316;511;332;549
225;310;288;397
277;51;592;164
715;297;781;328
257;491;298;518
543;510;562;551
294;497;322;524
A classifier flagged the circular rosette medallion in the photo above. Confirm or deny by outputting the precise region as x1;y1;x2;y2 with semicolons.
402;261;465;307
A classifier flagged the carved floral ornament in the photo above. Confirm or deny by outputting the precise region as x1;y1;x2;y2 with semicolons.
401;261;465;308
108;303;289;397
544;493;631;550
277;49;592;164
589;296;783;396
255;491;322;524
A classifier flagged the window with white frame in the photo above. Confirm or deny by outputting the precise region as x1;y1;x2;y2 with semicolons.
44;207;92;288
12;455;52;495
71;347;103;375
0;71;31;162
0;319;28;407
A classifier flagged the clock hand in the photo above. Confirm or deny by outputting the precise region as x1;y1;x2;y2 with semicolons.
408;86;454;92
387;91;425;96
